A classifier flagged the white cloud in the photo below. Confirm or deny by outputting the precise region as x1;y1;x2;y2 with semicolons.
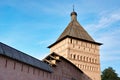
85;9;120;32
84;9;120;62
98;27;120;62
97;29;120;48
38;39;55;46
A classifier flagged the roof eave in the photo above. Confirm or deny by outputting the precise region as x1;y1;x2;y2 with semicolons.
48;36;102;48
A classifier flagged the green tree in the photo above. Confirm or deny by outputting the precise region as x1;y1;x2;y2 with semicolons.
101;67;120;80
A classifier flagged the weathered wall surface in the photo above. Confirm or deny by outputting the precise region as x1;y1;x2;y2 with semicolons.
0;56;49;80
50;38;101;80
0;55;91;80
51;57;91;80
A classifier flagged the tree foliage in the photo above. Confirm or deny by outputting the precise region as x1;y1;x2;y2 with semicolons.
101;67;120;80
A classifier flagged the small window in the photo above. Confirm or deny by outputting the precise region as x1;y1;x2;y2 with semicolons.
77;55;79;60
73;55;76;59
83;56;85;61
86;57;88;62
80;56;82;61
92;58;94;63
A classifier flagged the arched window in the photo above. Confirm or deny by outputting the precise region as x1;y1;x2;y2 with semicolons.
86;57;88;62
80;56;82;61
83;56;85;61
73;54;76;59
89;58;91;62
77;55;79;60
92;58;94;63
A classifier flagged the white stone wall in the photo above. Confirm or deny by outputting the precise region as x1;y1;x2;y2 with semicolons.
50;38;101;80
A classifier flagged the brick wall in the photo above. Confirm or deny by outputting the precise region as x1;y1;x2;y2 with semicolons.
50;38;101;80
0;55;91;80
0;56;50;80
51;57;91;80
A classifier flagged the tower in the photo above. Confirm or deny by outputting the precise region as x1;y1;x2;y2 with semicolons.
48;10;102;80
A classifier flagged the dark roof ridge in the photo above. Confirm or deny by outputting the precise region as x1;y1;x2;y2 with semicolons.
0;42;53;72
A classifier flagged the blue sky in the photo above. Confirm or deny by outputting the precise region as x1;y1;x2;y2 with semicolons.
0;0;120;76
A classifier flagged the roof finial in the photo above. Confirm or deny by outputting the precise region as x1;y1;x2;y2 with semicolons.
73;5;74;12
71;5;77;16
71;5;77;20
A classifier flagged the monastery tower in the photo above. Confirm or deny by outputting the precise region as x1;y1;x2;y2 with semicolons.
48;10;102;80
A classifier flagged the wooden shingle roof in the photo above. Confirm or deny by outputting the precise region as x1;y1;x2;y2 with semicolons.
57;20;95;42
48;11;102;48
